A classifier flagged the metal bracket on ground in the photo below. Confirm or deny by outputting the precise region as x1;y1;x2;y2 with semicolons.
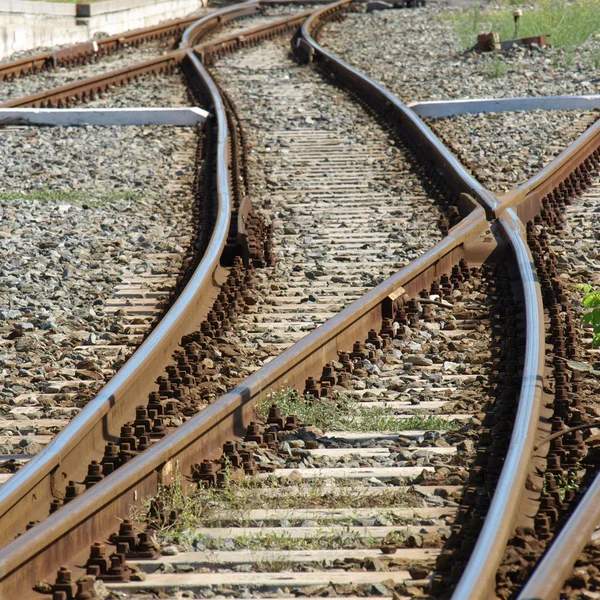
0;107;208;127
409;95;600;119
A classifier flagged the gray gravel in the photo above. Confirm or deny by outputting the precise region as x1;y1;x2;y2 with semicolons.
209;37;446;369
426;109;598;193
321;6;600;190
0;124;198;413
84;70;193;108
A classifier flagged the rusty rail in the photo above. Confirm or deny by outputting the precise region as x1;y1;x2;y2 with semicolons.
0;3;322;549
180;1;261;49
299;3;547;600
0;53;230;547
0;205;494;597
2;1;597;597
0;52;185;108
0;3;502;592
0;3;316;109
499;117;600;222
517;471;600;599
0;15;201;82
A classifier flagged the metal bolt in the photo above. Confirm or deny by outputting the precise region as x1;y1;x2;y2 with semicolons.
513;8;522;39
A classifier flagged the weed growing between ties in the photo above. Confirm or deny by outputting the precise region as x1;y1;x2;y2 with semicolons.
451;0;600;49
135;473;425;547
484;51;509;78
193;528;407;552
258;388;460;432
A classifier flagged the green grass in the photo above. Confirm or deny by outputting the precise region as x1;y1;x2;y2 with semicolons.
135;473;425;548
484;51;509;78
258;389;460;433
451;0;600;49
0;188;144;205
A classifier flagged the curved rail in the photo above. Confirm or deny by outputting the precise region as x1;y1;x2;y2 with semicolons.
0;52;185;108
0;3;322;548
517;471;600;599
299;4;547;600
0;2;316;109
180;1;261;49
0;202;493;596
451;209;545;600
297;0;500;220
0;49;231;545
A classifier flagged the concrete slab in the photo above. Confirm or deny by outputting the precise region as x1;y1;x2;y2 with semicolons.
192;524;441;539
133;548;441;570
210;506;456;522
410;95;600;119
108;571;417;592
262;466;435;481
0;107;208;126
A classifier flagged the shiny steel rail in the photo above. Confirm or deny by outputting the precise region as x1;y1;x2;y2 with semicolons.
296;0;500;220
0;204;493;598
517;471;600;599
0;3;316;109
3;2;598;597
0;4;322;549
451;209;545;600
299;3;546;600
0;3;501;592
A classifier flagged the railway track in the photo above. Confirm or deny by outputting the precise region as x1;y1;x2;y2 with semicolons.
0;4;323;498
0;0;599;599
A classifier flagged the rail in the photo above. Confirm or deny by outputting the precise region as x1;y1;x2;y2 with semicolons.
297;0;500;220
499;117;600;223
299;4;547;600
517;471;600;599
180;1;261;49
0;1;323;549
0;14;201;82
451;209;545;600
0;46;231;545
0;203;493;597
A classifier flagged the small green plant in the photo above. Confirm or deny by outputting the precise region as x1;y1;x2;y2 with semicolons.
562;46;576;67
253;557;293;572
544;470;580;501
485;51;509;78
589;47;600;68
578;284;600;347
259;389;460;433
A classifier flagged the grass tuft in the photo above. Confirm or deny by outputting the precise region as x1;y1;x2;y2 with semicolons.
258;388;460;433
451;0;600;49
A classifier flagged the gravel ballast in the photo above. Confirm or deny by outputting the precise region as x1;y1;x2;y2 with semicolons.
321;6;600;190
426;109;597;193
0;123;198;417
